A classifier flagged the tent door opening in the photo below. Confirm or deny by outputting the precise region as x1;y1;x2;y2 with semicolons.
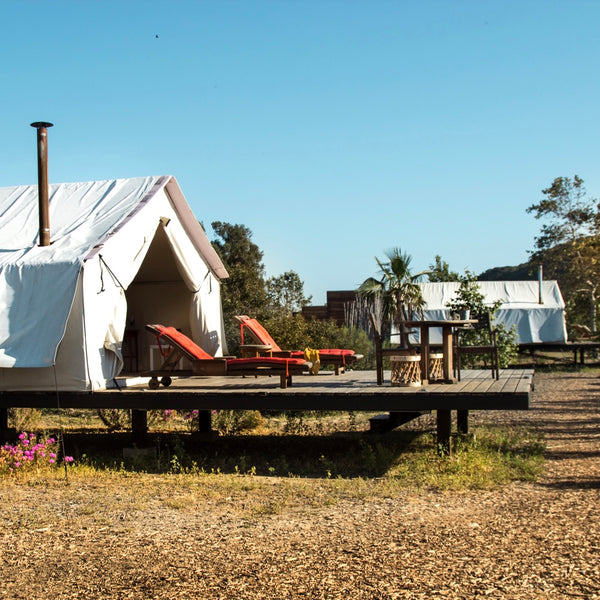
123;224;194;374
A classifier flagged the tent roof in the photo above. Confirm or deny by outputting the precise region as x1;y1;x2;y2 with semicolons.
0;175;228;279
418;281;565;310
0;176;228;369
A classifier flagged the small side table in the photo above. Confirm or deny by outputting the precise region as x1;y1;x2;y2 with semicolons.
122;329;139;373
240;344;273;358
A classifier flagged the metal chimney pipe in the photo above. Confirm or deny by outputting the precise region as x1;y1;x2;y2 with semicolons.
30;121;54;246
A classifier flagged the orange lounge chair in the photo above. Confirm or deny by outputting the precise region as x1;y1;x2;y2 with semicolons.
233;315;363;375
145;324;309;389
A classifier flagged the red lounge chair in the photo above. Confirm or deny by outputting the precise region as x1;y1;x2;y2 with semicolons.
233;315;363;375
145;324;309;389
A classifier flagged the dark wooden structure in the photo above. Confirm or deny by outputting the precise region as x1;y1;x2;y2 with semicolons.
301;290;357;325
518;341;600;365
0;369;533;455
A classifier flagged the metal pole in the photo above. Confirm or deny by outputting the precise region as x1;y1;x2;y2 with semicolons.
30;121;54;247
538;264;544;304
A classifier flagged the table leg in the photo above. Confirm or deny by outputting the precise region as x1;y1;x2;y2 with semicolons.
442;325;455;382
420;326;430;384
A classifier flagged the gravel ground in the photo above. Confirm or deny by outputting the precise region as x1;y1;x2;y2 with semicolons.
1;371;599;599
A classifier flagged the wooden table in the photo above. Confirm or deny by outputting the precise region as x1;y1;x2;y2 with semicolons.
404;319;477;384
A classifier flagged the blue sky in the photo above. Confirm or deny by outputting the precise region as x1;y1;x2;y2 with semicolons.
1;1;599;304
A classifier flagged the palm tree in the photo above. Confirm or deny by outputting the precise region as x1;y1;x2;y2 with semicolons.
358;248;427;347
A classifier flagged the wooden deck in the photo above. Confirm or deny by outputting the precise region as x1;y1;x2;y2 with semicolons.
519;341;600;364
0;369;533;453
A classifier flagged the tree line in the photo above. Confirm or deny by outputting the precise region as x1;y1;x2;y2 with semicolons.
209;222;372;359
209;174;600;358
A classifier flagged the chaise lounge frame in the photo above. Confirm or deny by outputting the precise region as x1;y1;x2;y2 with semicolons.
144;324;309;389
233;315;363;375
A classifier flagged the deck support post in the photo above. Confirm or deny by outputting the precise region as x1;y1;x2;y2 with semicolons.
197;409;212;433
457;410;469;435
0;408;9;440
131;409;148;441
436;409;452;456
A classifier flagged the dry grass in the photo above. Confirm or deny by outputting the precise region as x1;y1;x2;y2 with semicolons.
1;371;599;599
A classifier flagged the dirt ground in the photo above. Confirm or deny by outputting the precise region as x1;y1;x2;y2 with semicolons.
1;371;599;599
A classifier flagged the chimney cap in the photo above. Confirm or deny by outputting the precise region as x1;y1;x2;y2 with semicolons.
30;121;54;129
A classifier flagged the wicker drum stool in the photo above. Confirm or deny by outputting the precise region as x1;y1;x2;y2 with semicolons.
390;355;421;387
428;352;444;382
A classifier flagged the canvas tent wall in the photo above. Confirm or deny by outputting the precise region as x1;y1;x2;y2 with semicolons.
410;281;567;344
0;175;228;391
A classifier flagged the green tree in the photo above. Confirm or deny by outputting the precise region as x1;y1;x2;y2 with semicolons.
446;270;487;314
263;313;372;370
526;176;600;331
446;271;518;368
428;255;460;282
211;222;268;351
357;248;427;346
265;270;312;316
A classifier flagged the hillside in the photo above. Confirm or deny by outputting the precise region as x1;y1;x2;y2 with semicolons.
478;262;538;281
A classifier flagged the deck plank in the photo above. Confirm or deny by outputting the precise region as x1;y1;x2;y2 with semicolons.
0;369;533;413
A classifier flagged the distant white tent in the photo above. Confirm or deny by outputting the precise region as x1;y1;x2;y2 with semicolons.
413;281;568;344
0;175;228;391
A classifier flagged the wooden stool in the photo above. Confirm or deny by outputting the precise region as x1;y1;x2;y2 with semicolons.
428;352;444;382
390;355;421;387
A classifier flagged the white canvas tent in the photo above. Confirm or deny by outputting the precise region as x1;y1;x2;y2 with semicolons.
0;175;228;391
411;281;567;344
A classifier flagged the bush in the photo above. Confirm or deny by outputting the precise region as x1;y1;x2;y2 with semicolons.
97;408;131;431
446;271;518;369
262;314;372;369
8;408;43;431
0;432;73;476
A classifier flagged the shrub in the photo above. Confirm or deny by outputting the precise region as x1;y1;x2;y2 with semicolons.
262;314;372;369
182;409;265;434
446;271;518;369
97;408;131;431
8;408;42;431
0;432;73;476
